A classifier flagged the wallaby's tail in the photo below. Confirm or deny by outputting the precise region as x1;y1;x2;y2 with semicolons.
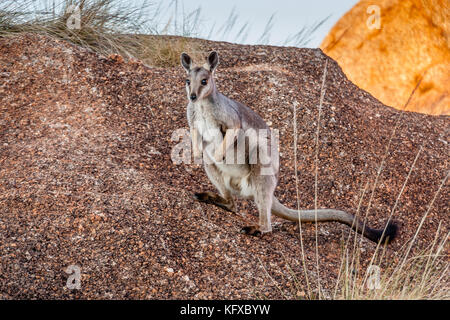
271;197;398;244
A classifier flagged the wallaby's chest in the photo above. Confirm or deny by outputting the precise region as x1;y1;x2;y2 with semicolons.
191;103;221;142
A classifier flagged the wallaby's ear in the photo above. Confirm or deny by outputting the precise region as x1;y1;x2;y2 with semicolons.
207;51;219;72
181;53;192;72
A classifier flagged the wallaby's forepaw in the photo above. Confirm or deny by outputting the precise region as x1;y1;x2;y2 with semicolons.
240;226;262;237
194;192;236;213
194;192;213;202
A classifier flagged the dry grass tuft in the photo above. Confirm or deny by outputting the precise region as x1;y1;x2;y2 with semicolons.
334;222;449;300
0;0;199;67
130;35;200;68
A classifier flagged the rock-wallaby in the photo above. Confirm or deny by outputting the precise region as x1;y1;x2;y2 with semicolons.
181;51;398;244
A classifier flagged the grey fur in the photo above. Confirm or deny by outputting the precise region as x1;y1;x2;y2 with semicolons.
180;51;397;243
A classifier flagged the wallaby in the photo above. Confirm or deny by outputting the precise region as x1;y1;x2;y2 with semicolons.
181;51;398;244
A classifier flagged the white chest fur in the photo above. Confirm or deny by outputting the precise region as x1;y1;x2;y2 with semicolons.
192;102;220;143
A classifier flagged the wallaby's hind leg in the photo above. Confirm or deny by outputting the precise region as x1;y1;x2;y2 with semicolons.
194;163;236;212
241;174;276;236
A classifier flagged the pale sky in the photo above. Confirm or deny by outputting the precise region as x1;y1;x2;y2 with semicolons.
154;0;359;47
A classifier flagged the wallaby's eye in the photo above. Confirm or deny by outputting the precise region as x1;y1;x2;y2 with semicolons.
201;79;207;86
186;79;190;85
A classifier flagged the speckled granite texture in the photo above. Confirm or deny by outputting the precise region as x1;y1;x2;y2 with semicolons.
0;34;448;299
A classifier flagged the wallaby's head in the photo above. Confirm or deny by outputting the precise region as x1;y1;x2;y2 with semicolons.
181;51;219;103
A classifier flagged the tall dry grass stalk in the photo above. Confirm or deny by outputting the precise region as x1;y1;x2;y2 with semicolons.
312;59;328;299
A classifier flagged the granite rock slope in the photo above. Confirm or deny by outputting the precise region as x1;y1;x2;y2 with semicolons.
0;33;448;299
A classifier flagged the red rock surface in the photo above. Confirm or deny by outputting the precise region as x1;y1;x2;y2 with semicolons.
0;33;448;299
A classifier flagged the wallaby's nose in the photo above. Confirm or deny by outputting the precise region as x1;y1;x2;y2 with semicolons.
190;93;197;101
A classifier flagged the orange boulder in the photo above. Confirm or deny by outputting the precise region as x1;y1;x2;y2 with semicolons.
321;0;449;115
